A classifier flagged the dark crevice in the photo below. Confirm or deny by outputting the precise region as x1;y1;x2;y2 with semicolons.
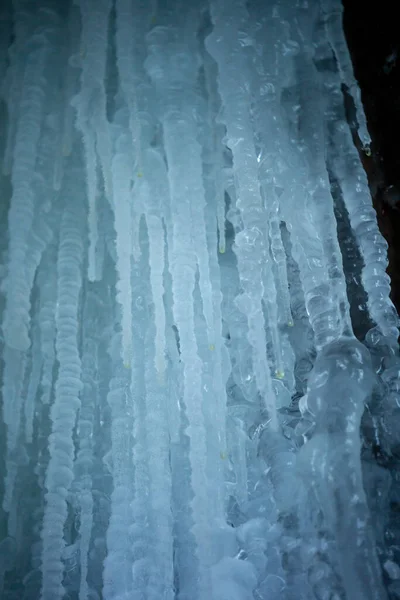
342;0;400;315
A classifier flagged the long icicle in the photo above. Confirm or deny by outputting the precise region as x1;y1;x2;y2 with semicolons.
206;0;279;430
40;170;84;600
3;3;60;351
146;22;214;596
72;0;112;282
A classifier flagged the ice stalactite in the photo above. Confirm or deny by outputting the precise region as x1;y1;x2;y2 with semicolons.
103;349;133;600
146;22;217;596
321;0;371;151
72;0;112;283
53;3;81;192
206;0;280;432
40;168;84;600
2;2;60;351
72;289;104;600
142;321;174;599
110;121;135;369
138;147;169;380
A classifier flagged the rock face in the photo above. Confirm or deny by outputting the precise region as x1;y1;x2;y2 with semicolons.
343;0;400;313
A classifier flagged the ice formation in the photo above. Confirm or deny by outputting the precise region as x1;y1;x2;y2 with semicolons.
0;0;400;599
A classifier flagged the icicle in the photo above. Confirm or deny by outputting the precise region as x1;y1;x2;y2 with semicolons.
321;0;371;152
103;342;134;600
114;0;151;176
206;0;279;430
168;259;210;597
254;3;350;352
163;201;184;446
295;8;352;334
243;4;294;333
326;71;399;346
2;6;60;351
145;29;215;351
94;193;107;282
268;213;293;327
72;290;102;600
40;178;84;600
75;116;98;282
200;60;232;515
147;214;167;378
141;148;170;380
110;128;134;368
130;257;153;599
180;109;216;349
37;251;58;407
72;0;112;281
142;321;174;599
24;317;42;443
53;4;81;191
146;24;214;595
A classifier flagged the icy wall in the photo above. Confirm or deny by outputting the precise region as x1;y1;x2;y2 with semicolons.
0;0;400;599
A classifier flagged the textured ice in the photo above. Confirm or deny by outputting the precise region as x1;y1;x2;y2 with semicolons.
0;0;399;599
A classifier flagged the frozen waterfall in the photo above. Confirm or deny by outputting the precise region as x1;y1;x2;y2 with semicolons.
0;0;400;599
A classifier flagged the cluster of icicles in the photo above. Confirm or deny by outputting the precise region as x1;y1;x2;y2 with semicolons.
0;0;399;599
